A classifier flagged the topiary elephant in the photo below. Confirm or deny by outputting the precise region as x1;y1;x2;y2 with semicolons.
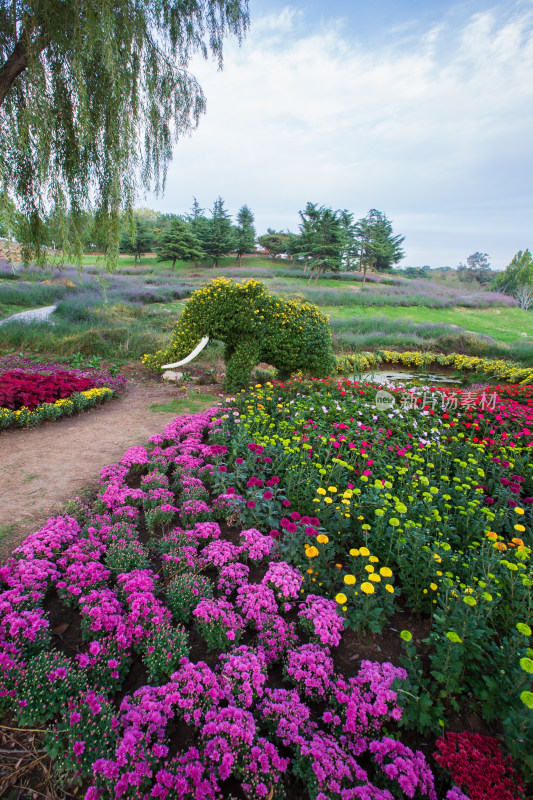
142;277;337;391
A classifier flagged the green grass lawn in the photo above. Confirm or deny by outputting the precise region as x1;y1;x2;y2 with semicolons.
80;253;281;274
149;392;219;414
321;305;532;345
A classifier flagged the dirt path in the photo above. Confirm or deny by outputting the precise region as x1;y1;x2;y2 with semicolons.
0;381;221;559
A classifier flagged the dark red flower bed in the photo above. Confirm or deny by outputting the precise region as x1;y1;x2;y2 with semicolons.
0;370;98;411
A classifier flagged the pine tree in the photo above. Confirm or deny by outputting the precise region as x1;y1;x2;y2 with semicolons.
297;203;345;283
234;205;256;266
197;197;235;267
354;209;405;283
156;218;203;269
119;218;153;264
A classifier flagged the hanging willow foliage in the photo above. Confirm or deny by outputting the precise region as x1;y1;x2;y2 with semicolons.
0;0;249;269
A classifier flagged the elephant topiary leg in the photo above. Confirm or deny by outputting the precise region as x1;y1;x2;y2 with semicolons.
223;340;261;391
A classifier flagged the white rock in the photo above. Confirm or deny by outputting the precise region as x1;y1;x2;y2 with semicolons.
162;370;183;382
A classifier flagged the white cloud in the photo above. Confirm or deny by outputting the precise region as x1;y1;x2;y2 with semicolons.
147;3;533;267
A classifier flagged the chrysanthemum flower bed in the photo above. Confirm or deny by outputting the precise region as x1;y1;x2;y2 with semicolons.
0;355;125;428
0;377;531;798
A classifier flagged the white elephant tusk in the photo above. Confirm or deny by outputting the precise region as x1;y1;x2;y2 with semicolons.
162;337;210;369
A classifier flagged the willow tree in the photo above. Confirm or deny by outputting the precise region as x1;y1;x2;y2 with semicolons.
0;0;249;268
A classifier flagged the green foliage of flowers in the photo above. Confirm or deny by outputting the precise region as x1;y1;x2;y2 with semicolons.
142;277;337;390
17;652;87;727
166;572;214;624
105;538;150;575
141;621;189;684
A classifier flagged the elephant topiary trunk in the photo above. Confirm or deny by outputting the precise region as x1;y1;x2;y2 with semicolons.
142;277;337;391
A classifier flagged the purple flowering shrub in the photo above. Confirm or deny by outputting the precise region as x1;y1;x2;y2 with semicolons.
149;747;222;800
193;598;245;651
0;599;50;657
218;646;267;708
56;560;112;606
211;491;244;522
17;651;86;726
284;643;335;700
235;582;278;625
258;687;314;747
178;498;212;527
166;573;214;624
200;705;289;799
167;659;226;726
239;527;277;562
325;661;407;740
79;588;124;640
256;615;299;665
369;737;437;800
74;637;131;694
199;539;243;569
262;560;304;607
187;520;222;541
297;594;345;647
160;545;200;580
218;561;250;597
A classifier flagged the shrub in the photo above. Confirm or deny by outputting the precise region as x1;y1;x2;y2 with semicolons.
142;277;337;390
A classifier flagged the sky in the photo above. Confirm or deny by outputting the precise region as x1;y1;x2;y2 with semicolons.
146;0;533;269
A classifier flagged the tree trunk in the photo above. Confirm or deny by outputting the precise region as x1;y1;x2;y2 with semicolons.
0;27;49;109
362;265;367;287
172;257;176;270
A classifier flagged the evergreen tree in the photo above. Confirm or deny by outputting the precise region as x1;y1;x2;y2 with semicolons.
494;250;533;294
156;218;203;269
297;203;345;283
0;1;249;268
234;205;256;266
338;209;359;271
188;198;205;230
257;229;291;260
354;209;405;283
197;197;235;267
119;217;153;264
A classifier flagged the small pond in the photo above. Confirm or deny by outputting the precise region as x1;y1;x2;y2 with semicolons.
359;369;460;386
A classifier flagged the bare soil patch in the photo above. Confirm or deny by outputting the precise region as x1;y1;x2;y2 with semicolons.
0;380;221;559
